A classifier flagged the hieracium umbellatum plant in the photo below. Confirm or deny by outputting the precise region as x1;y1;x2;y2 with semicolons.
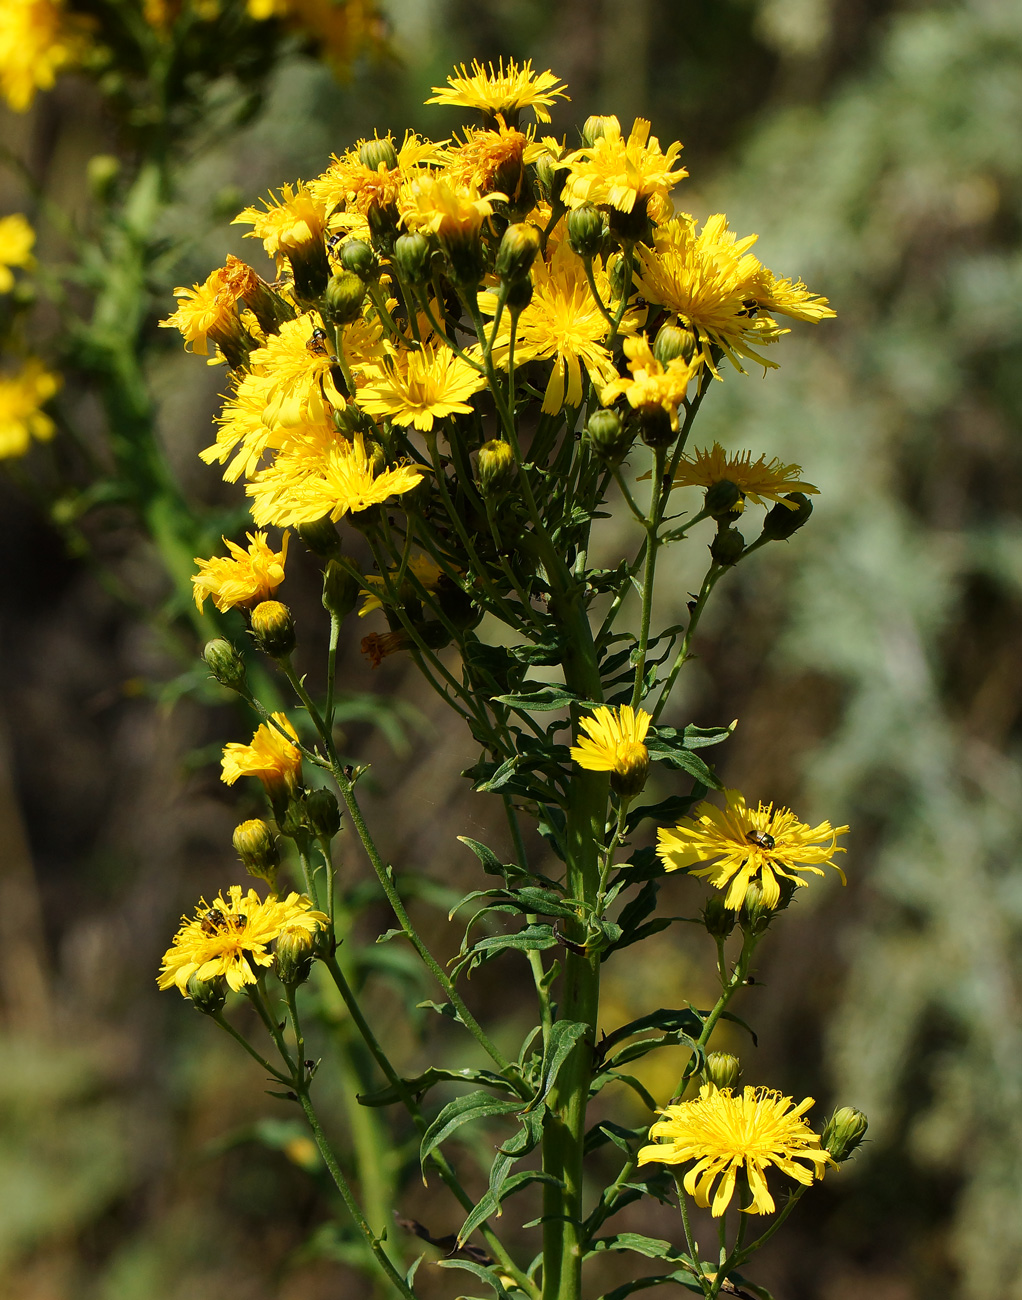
158;58;866;1300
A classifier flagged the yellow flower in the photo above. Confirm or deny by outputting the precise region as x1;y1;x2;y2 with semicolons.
638;1085;832;1216
311;131;441;218
160;256;259;358
426;59;569;125
668;443;819;509
441;119;529;198
246;427;423;527
359;553;445;617
634;214;834;372
398;171;504;243
358;342;486;431
657;788;848;910
234;182;329;264
561;116;687;217
0;359;59;459
571;705;651;797
247;313;346;420
601;334;699;429
157;884;328;995
0;0;89;112
482;238;639;415
221;712;303;797
0;214;35;291
192;531;289;613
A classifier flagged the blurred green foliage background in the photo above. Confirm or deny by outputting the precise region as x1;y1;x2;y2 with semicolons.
1;1;1021;1297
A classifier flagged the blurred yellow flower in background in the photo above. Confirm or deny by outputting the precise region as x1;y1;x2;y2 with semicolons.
0;359;59;459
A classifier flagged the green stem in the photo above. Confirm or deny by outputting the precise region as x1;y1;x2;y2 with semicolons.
212;1011;289;1082
630;446;667;709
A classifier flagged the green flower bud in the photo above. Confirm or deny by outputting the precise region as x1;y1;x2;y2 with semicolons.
702;895;737;941
187;972;227;1016
476;439;517;499
739;880;773;935
586;407;634;466
567;203;607;259
762;492;813;541
322;560;360;620
444;236;485;288
703;479;742;518
322;271;367;326
367;200;401;249
495;223;541;283
337;239;377;278
278;795;306;840
250;600;296;659
610;253;633;301
297;516;341;558
639;405;676;449
203;639;248;693
436;578;482;632
710;526;745;567
233;818;280;885
275;925;318;987
533;152;558;201
359;136;399;172
505;277;534;315
704;1051;742;1091
653;323;697;367
306;787;342;839
582;115;617;146
822;1107;869;1162
393;232;433;285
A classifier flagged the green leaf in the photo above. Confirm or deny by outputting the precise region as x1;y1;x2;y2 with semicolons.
588;1070;658;1110
420;1092;522;1176
531;1019;589;1108
457;836;505;876
599;1008;704;1060
644;738;721;787
583;1119;644;1155
357;1067;517;1107
492;685;585;711
589;1233;693;1263
599;1270;706;1300
450;924;559;978
458;1170;561;1244
680;721;736;749
625;790;705;834
416;999;466;1024
433;1257;514;1299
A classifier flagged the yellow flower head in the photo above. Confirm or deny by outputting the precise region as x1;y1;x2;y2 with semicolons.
0;0;89;112
246;428;423;527
161;256;259;358
0;358;59;459
221;712;303;797
157;884;328;995
358;341;486;431
441;118;529;198
426;59;569;125
192;531;289;613
561;117;687;216
669;443;819;510
657;788;848;910
571;705;651;798
398;171;505;244
0;214;35;292
359;553;445;617
601;334;699;430
248;313;346;421
234;182;329;263
481;238;639;415
638;1084;832;1216
311;131;442;218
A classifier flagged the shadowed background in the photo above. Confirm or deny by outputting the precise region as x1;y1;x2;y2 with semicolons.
1;1;1021;1297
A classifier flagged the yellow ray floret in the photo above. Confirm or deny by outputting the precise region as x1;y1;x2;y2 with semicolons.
157;884;328;995
358;342;486;431
311;131;443;216
398;171;505;241
561;116;687;216
221;713;302;797
0;359;59;459
426;59;569;124
601;334;699;429
657;788;848;910
161;256;259;357
234;182;329;263
192;531;289;613
638;1084;832;1215
0;214;35;291
0;0;90;112
668;443;819;509
571;705;651;773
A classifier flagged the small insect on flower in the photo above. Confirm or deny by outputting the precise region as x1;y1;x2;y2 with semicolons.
200;907;228;935
746;829;775;851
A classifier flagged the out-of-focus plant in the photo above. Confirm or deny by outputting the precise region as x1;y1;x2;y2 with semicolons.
154;58;868;1299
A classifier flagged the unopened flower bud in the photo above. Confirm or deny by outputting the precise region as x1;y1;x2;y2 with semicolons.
306;787;342;839
582;115;618;146
187;972;227;1016
444;235;485;288
322;560;360;620
702;895;737;941
610;742;650;800
337;239;377;278
704;479;742;518
359;136;399;172
203;639;248;693
704;1051;742;1091
822;1107;869;1162
710;526;745;567
367;200;401;248
505;277;534;315
393;232;433;285
495;223;541;283
740;880;773;935
250;600;296;658
322;271;367;326
567;203;607;259
476;439;517;498
533;153;558;201
762;492;813;540
639;405;676;449
653;323;697;366
298;516;341;558
233;818;280;885
419;619;452;651
275;925;317;987
587;408;633;466
278;795;306;840
610;254;633;301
